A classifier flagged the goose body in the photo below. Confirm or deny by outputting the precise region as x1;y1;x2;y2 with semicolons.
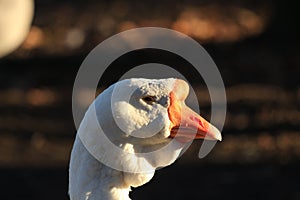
69;78;221;200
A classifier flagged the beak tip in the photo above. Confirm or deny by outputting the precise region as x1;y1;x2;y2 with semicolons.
215;131;222;141
208;125;222;141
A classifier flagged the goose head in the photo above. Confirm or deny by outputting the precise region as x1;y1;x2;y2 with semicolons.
69;78;222;200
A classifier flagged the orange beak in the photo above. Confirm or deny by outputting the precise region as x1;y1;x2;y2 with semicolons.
168;80;222;143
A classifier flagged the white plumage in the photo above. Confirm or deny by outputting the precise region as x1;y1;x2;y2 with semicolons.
69;78;221;200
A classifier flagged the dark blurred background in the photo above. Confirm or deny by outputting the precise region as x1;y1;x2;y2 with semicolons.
0;0;299;199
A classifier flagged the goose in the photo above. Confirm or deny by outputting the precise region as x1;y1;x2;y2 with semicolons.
69;78;222;200
0;0;34;57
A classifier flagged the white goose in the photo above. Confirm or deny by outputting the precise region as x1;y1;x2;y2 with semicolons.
69;78;222;200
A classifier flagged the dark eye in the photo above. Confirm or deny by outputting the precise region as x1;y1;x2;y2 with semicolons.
142;96;156;104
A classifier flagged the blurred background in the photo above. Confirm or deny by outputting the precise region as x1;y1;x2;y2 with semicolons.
0;0;299;199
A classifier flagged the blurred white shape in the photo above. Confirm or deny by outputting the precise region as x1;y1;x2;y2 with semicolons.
0;0;34;57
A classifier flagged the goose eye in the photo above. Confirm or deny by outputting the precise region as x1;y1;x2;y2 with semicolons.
142;96;156;104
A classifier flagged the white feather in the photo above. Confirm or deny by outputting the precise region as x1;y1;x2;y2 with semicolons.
69;78;188;200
